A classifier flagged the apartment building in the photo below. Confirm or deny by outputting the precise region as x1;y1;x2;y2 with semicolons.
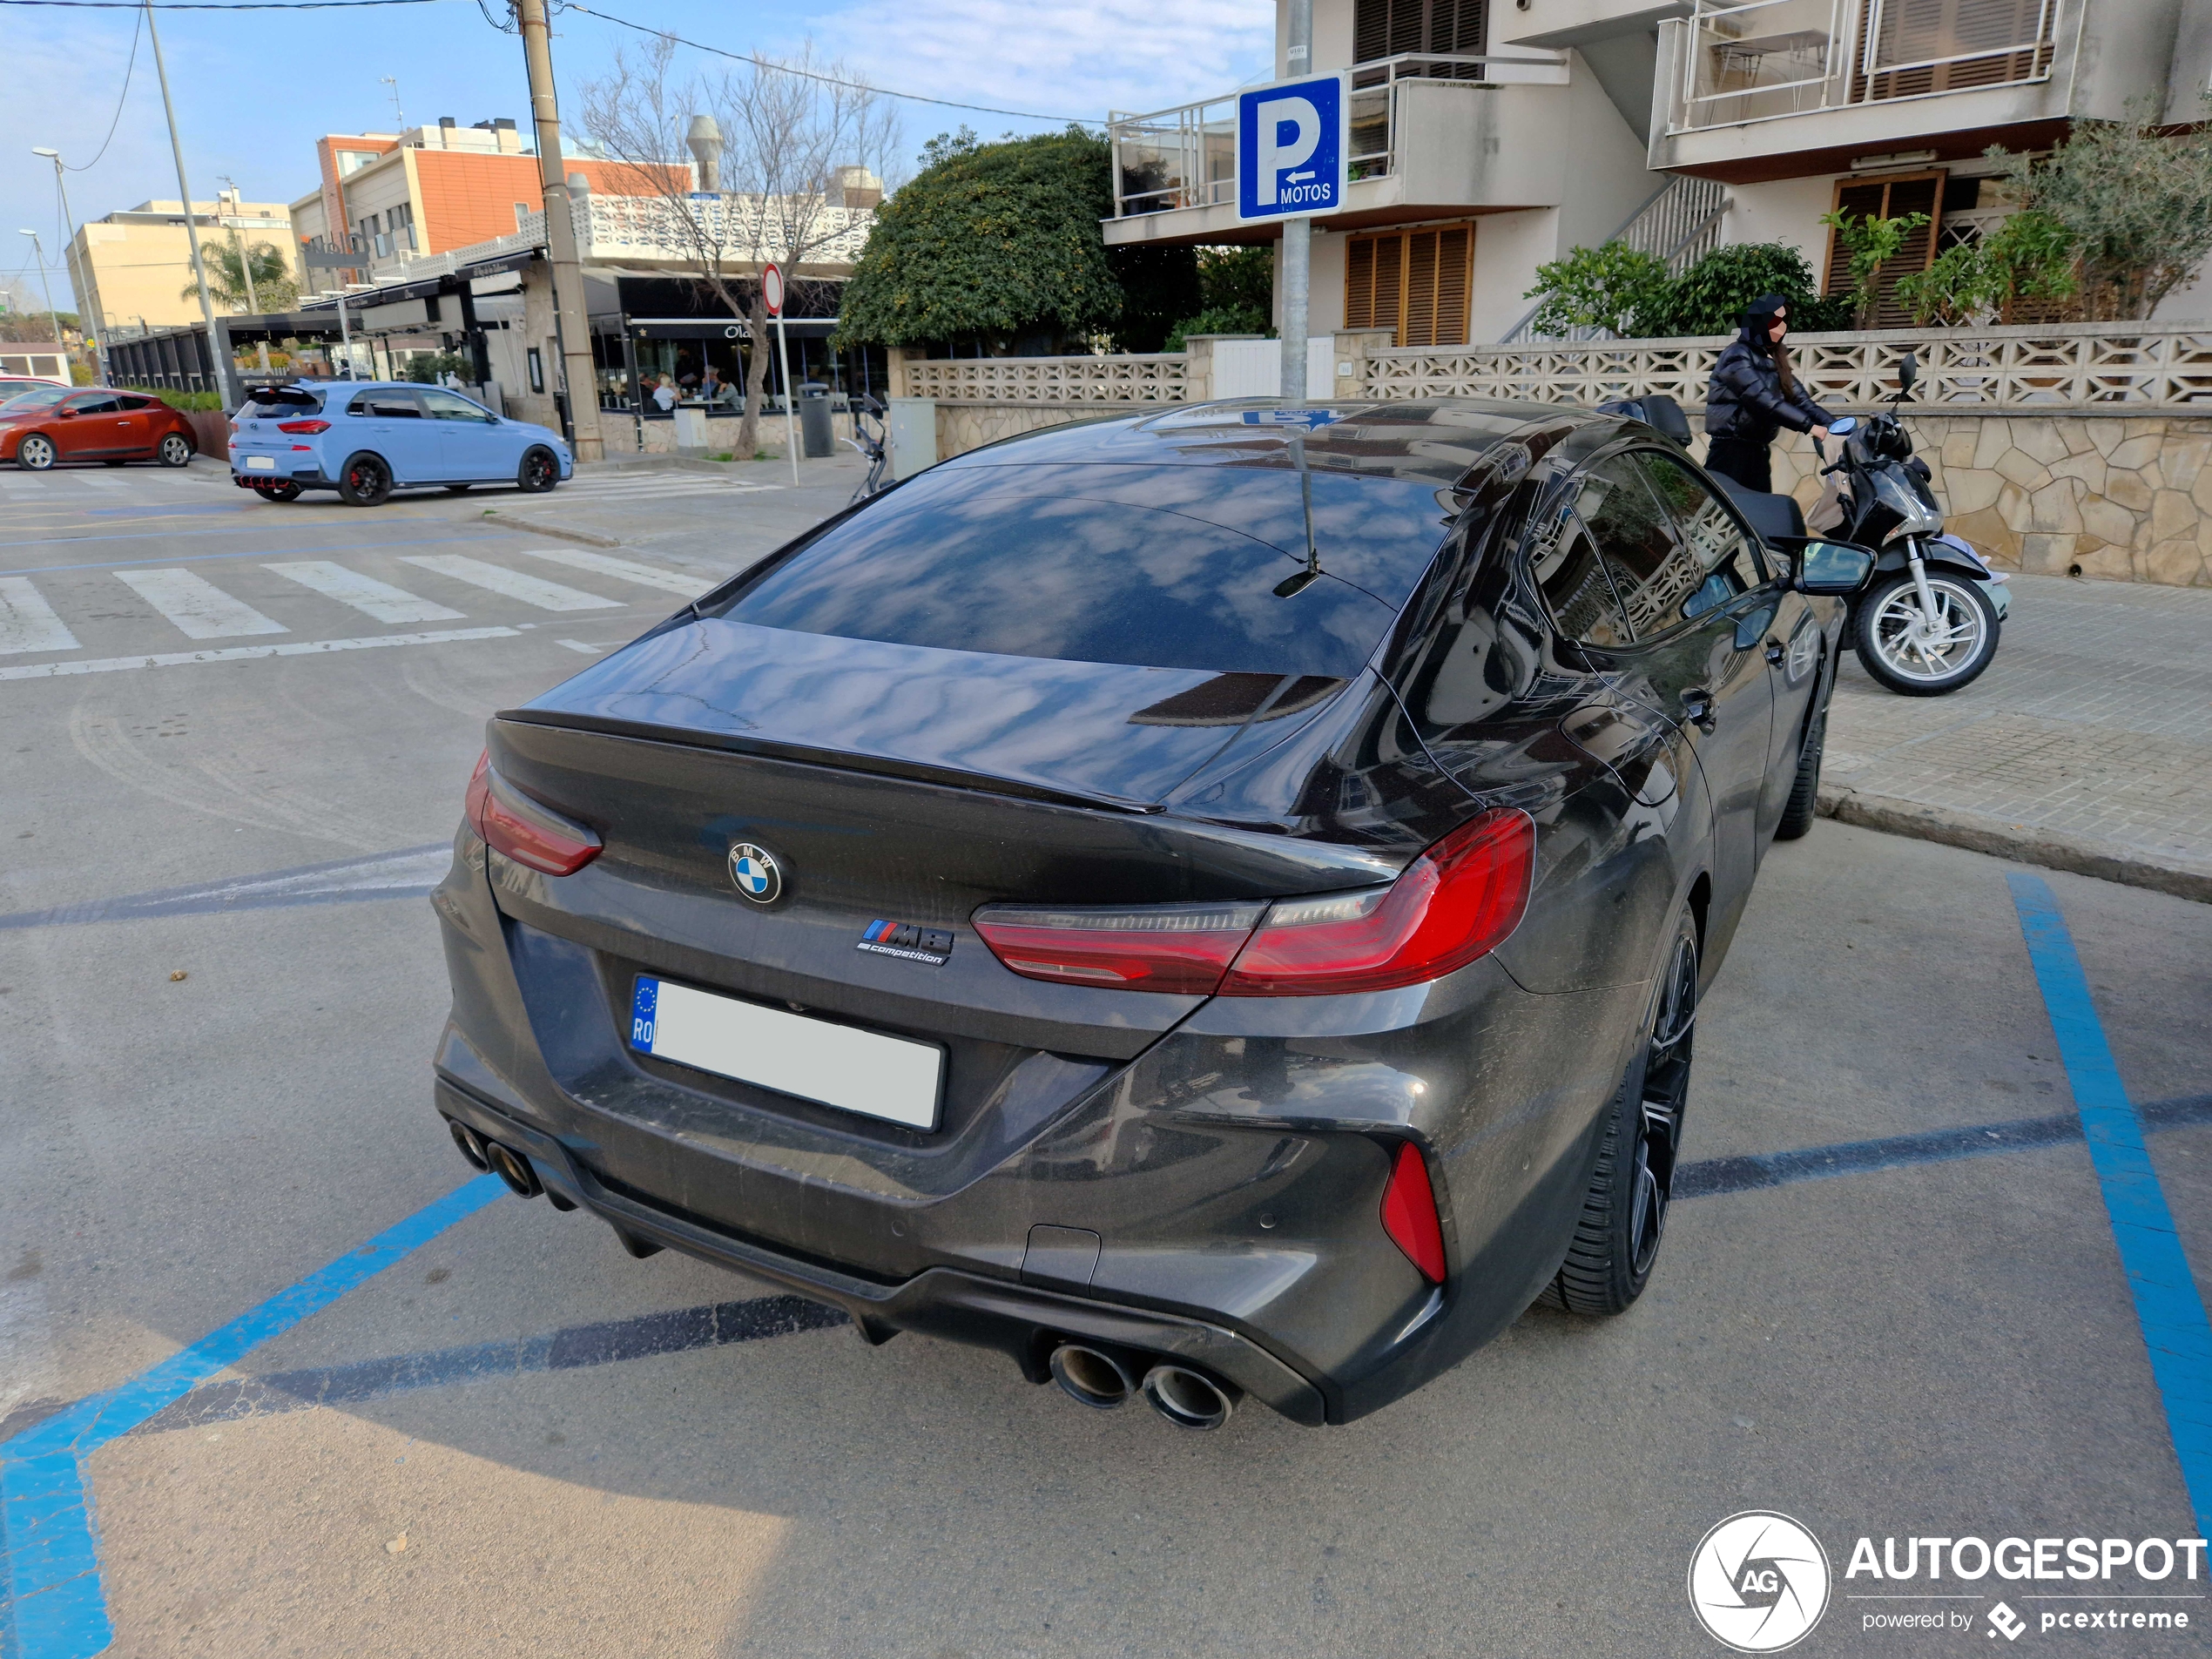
1105;0;2212;345
66;193;297;335
1519;0;2211;323
1105;0;1658;344
289;119;680;280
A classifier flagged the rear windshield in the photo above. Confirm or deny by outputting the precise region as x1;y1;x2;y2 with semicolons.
713;463;1452;678
241;388;326;419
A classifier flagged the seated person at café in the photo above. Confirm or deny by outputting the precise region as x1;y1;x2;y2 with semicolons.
651;374;678;412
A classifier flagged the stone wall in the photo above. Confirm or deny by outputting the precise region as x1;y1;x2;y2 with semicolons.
1763;417;2212;587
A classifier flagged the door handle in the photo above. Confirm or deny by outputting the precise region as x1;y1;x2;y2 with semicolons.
1680;687;1717;732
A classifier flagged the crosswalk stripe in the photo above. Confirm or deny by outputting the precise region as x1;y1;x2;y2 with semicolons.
0;577;81;655
72;476;131;489
0;625;520;682
399;554;620;611
265;561;465;624
115;569;289;639
517;548;714;596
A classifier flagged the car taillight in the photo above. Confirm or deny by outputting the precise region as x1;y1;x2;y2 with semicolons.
1218;809;1534;997
277;418;330;434
463;750;602;876
1380;1143;1447;1284
972;901;1265;994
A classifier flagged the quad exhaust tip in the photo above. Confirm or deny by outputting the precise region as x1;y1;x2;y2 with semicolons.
482;1140;543;1198
447;1117;489;1171
1048;1343;1136;1410
1141;1364;1239;1431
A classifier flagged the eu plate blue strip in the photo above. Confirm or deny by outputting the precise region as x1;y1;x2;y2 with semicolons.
2009;873;2212;1539
0;1175;503;1657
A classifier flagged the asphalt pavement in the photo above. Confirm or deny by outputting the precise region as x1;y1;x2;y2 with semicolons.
1;455;2208;1657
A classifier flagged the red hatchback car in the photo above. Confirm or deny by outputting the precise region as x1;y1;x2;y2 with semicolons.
0;386;198;470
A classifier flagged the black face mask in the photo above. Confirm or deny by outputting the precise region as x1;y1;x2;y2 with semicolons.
1743;293;1792;349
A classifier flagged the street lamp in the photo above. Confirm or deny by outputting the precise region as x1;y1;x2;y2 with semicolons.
17;229;64;380
32;145;104;384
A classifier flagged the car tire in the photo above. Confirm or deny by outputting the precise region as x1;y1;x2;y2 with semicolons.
16;434;56;471
157;432;192;468
253;482;303;502
444;482;472;494
1552;909;1697;1316
337;452;393;507
1772;706;1825;841
1851;570;2000;696
517;445;559;493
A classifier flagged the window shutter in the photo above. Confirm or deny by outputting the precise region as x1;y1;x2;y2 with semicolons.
1345;237;1377;330
1824;172;1946;325
1433;226;1471;346
1404;230;1440;347
1372;233;1405;337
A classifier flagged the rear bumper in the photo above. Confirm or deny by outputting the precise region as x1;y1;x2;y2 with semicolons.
436;1069;1329;1423
432;825;1649;1426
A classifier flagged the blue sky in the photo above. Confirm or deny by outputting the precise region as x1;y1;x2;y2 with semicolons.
1;0;1275;319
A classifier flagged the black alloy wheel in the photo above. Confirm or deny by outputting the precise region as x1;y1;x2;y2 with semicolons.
337;452;393;507
1552;912;1698;1315
517;446;559;493
157;432;192;468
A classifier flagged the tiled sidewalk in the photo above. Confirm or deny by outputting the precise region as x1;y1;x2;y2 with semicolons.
1820;572;2212;895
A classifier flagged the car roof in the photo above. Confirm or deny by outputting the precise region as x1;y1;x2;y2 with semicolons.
939;397;1607;489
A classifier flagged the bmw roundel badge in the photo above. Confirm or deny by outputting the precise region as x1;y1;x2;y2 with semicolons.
727;842;784;905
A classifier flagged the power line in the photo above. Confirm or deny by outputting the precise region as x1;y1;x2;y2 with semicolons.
68;6;144;171
0;0;448;8
557;3;1090;125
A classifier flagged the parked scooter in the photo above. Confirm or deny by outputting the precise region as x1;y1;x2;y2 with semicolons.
1809;354;2009;696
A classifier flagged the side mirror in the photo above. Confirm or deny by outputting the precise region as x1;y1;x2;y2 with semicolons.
1896;353;1918;392
57;406;74;418
1774;536;1878;597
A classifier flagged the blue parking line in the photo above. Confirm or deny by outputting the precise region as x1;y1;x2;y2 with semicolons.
2009;873;2212;1540
0;1176;504;1659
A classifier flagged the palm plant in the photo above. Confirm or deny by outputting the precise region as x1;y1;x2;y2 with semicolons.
181;240;299;314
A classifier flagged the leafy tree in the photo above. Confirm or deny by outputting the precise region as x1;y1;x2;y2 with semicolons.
1988;96;2212;320
1521;241;1672;337
1163;245;1274;351
1893;211;2078;326
839;127;1137;353
1165;306;1270;353
183;240;298;314
1817;207;1930;328
1109;243;1202;353
1649;243;1851;336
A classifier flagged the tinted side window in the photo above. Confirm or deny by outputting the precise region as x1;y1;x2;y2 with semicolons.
1633;452;1769;617
1575;454;1702;637
350;391;423;418
118;395;159;411
66;394;120;416
1528;502;1631;648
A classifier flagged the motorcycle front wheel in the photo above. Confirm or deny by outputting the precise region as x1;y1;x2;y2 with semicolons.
1852;570;2000;696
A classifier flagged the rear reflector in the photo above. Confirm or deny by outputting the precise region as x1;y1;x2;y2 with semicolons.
973;902;1265;995
1380;1143;1447;1284
1219;808;1534;996
464;750;603;877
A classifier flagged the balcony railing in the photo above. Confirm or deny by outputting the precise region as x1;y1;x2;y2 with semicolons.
1109;51;1568;218
1670;0;2059;132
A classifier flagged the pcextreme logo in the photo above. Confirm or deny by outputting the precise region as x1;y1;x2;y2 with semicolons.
1689;1511;1832;1653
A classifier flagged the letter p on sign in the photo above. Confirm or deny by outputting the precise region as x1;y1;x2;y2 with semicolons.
1237;73;1346;223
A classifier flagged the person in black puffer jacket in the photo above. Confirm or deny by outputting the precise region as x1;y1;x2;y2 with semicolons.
1703;293;1835;494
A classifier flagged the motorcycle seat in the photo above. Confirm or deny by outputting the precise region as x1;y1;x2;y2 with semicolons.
1710;475;1806;543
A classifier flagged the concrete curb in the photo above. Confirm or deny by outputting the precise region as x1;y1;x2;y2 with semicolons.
1816;785;2212;905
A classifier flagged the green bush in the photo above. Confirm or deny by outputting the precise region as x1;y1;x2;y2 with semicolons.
148;388;222;411
1654;243;1852;336
1164;304;1271;354
1521;241;1673;337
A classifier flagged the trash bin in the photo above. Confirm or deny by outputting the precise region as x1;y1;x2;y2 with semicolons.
799;382;834;459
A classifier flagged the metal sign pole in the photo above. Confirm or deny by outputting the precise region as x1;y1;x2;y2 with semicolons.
1279;0;1314;402
775;314;799;486
143;0;237;410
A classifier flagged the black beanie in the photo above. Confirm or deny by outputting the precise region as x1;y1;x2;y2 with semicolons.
1742;293;1792;345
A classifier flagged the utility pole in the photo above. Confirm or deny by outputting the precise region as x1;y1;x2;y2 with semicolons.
32;146;104;384
514;0;605;461
143;0;237;408
1279;0;1313;403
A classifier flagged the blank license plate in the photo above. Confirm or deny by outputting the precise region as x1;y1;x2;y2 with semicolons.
244;455;277;470
628;975;942;1130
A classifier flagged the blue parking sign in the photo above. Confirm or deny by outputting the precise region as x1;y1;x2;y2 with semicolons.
1236;73;1347;223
